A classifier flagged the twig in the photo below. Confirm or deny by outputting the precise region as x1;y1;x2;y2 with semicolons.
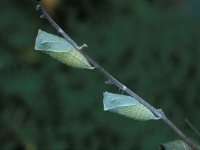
185;118;200;138
35;2;198;150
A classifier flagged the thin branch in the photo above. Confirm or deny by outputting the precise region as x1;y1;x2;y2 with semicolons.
35;2;86;50
185;118;200;138
35;2;198;150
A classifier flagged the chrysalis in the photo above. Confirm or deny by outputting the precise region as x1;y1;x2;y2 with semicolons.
103;92;159;121
35;29;94;69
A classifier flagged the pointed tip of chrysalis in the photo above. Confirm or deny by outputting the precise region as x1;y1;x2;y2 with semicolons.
34;29;44;51
37;29;43;35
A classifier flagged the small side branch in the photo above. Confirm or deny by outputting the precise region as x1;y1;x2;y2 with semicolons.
35;2;198;150
185;118;200;138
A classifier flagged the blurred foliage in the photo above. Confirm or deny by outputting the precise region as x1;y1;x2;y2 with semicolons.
0;0;200;149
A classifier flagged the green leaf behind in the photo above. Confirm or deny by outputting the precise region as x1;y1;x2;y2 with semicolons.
160;140;197;150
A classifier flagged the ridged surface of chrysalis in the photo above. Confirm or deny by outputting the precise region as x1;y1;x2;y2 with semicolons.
35;29;94;69
103;92;159;121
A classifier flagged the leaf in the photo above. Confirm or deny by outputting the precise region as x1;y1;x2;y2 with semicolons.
35;29;94;69
160;140;199;150
103;92;159;121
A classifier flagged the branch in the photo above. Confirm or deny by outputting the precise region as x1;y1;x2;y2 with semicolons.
35;2;198;150
185;118;200;138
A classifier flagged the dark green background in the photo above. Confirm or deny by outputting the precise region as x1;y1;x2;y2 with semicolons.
0;0;200;149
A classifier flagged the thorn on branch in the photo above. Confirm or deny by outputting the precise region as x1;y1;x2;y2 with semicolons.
118;85;127;94
40;15;45;19
156;109;164;119
79;43;88;50
58;28;63;34
122;85;127;91
105;80;113;85
36;4;41;11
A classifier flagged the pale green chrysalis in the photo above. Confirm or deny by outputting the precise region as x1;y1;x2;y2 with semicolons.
103;92;159;121
35;29;94;69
